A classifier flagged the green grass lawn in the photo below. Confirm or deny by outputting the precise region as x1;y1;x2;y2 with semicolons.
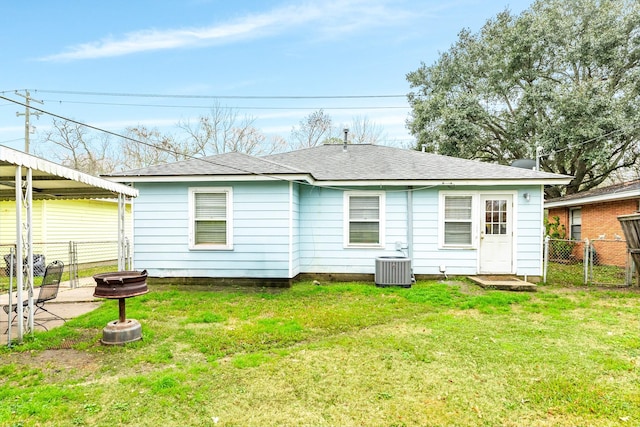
1;280;639;426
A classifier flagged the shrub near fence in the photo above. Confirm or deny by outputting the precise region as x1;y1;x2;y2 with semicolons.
548;238;584;264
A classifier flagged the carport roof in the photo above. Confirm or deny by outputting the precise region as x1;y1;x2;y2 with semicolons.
0;145;138;201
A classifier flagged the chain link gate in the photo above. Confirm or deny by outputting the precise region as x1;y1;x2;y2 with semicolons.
2;240;124;290
585;238;630;287
544;236;633;287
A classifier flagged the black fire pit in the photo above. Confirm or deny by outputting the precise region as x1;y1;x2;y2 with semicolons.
93;270;149;345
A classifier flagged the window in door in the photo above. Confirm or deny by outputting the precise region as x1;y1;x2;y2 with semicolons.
484;199;508;235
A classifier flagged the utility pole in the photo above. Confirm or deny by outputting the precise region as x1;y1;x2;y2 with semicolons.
15;90;43;153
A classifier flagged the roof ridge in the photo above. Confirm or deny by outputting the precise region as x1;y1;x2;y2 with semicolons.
256;154;307;173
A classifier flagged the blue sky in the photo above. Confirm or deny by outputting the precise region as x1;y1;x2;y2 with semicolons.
0;0;534;154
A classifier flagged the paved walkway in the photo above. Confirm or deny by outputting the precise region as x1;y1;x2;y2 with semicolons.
1;277;103;344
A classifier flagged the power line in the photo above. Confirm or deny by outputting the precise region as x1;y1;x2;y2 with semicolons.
0;94;410;190
39;98;410;111
5;92;633;190
4;90;633;160
0;94;264;177
34;89;406;100
0;95;425;193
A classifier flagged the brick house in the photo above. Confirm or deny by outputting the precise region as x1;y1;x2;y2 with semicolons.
545;179;640;266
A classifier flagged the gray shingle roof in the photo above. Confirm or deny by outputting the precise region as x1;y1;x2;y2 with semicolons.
107;144;570;182
263;144;569;181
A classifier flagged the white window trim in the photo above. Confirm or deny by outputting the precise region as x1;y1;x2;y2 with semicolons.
188;186;233;250
439;191;477;249
343;191;386;249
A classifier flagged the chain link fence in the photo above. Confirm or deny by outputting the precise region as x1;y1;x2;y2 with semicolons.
544;238;586;287
1;240;130;290
544;237;634;287
586;239;630;286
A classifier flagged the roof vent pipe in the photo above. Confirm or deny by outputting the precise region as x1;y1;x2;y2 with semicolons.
343;128;349;152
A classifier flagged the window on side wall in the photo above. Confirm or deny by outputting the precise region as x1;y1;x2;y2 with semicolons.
442;194;473;247
344;192;385;248
189;187;233;250
569;208;581;241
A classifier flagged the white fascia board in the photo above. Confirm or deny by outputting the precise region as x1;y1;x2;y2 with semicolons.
545;190;640;208
104;175;571;188
313;178;572;187
104;174;313;184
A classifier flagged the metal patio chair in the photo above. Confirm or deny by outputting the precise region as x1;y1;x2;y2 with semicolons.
3;260;65;332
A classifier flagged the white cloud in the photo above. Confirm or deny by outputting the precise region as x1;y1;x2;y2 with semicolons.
39;0;413;61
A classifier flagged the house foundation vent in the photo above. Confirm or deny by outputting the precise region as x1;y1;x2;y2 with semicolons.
375;256;412;288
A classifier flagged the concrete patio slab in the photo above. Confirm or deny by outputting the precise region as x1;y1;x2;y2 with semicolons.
1;277;103;344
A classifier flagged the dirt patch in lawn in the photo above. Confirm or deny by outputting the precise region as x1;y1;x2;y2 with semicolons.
2;345;103;386
6;348;100;374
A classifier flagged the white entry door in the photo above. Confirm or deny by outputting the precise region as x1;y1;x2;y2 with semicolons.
479;195;513;274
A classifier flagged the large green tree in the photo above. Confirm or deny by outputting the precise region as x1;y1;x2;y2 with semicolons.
406;0;640;197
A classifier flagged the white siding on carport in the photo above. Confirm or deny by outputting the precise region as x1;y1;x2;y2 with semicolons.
1;199;133;266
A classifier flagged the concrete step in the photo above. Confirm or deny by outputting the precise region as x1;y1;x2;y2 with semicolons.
468;276;537;292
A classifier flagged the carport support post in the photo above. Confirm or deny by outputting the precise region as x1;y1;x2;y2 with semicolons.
25;168;34;334
14;167;23;341
6;249;14;346
13;166;35;342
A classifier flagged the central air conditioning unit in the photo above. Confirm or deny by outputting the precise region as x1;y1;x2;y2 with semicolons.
375;256;413;288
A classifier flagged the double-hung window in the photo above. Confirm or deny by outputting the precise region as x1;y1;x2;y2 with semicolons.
344;192;385;248
442;194;473;247
189;187;233;250
569;208;581;240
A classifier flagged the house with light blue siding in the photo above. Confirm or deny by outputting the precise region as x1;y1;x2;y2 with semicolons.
106;144;570;285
